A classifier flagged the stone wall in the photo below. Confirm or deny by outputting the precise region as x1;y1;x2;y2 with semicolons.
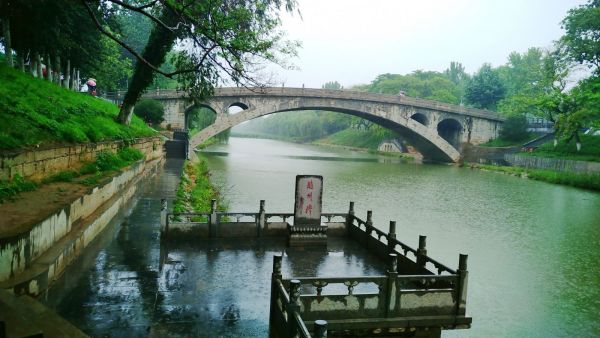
460;144;519;164
504;154;600;174
0;136;164;181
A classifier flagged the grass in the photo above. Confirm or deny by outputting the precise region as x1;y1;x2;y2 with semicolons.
317;128;390;150
0;63;156;150
520;134;600;162
173;160;227;216
468;163;600;191
0;147;145;203
42;170;79;184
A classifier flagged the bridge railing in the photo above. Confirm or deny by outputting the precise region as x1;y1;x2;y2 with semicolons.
138;87;504;122
269;252;470;336
162;199;348;239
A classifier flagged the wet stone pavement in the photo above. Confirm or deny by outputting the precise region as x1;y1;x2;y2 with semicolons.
43;160;386;338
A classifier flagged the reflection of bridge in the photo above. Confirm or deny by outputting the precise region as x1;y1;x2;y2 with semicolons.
141;87;504;162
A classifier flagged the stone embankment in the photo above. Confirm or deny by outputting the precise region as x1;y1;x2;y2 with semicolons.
0;137;163;181
0;137;165;297
504;154;600;174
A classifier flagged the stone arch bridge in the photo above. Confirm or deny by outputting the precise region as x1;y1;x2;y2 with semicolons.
141;87;504;162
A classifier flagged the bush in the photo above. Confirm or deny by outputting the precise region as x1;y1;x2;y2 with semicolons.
499;115;530;141
134;99;165;124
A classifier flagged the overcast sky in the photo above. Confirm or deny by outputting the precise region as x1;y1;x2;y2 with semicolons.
270;0;587;88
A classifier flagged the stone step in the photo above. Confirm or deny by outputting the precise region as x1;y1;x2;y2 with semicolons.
0;289;88;338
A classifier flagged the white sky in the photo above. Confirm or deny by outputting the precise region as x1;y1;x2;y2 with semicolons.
270;0;587;88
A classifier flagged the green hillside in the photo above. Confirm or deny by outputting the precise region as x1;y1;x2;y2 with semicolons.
0;64;155;150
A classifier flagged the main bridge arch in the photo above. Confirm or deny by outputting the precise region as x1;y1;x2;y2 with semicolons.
146;87;503;162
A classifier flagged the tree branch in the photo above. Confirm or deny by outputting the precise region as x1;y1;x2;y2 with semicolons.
81;0;173;76
106;0;177;32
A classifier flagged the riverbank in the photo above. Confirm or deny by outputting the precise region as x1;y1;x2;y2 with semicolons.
466;162;600;191
312;141;416;160
173;159;227;214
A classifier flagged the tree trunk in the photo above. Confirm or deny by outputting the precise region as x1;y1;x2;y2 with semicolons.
17;52;24;72
64;59;71;88
75;69;80;91
31;52;38;76
54;54;61;85
117;9;178;125
46;54;52;81
36;52;43;78
2;18;13;67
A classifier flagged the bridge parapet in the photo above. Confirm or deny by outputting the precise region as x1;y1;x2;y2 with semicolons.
139;87;503;122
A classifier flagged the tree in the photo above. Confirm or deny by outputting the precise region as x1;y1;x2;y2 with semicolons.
134;99;164;124
444;61;469;85
498;48;545;97
368;71;463;104
322;81;342;90
0;0;129;91
560;0;600;74
465;63;506;110
497;48;549;116
82;0;299;125
499;115;529;141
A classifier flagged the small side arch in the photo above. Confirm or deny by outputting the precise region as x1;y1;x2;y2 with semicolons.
184;104;218;130
437;118;463;149
228;102;249;114
411;113;429;126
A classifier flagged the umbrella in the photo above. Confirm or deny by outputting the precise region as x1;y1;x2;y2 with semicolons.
87;79;96;86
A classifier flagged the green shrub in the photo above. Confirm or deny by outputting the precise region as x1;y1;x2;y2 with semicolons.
134;99;165;124
95;151;126;172
499;115;530;141
42;170;78;183
118;147;144;162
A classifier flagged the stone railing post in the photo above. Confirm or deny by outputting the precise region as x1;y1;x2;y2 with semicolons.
257;200;266;237
416;235;427;268
456;254;469;316
314;320;328;338
385;253;398;317
209;199;218;238
287;279;301;338
160;198;168;237
366;210;373;235
269;255;283;337
387;221;396;252
345;201;354;231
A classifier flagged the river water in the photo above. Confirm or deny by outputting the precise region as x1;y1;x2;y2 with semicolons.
201;137;600;337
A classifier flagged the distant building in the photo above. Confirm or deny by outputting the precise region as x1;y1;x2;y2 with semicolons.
526;114;554;133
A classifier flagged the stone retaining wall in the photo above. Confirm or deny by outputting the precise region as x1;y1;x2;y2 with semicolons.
504;154;600;174
460;144;518;164
0;136;164;181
